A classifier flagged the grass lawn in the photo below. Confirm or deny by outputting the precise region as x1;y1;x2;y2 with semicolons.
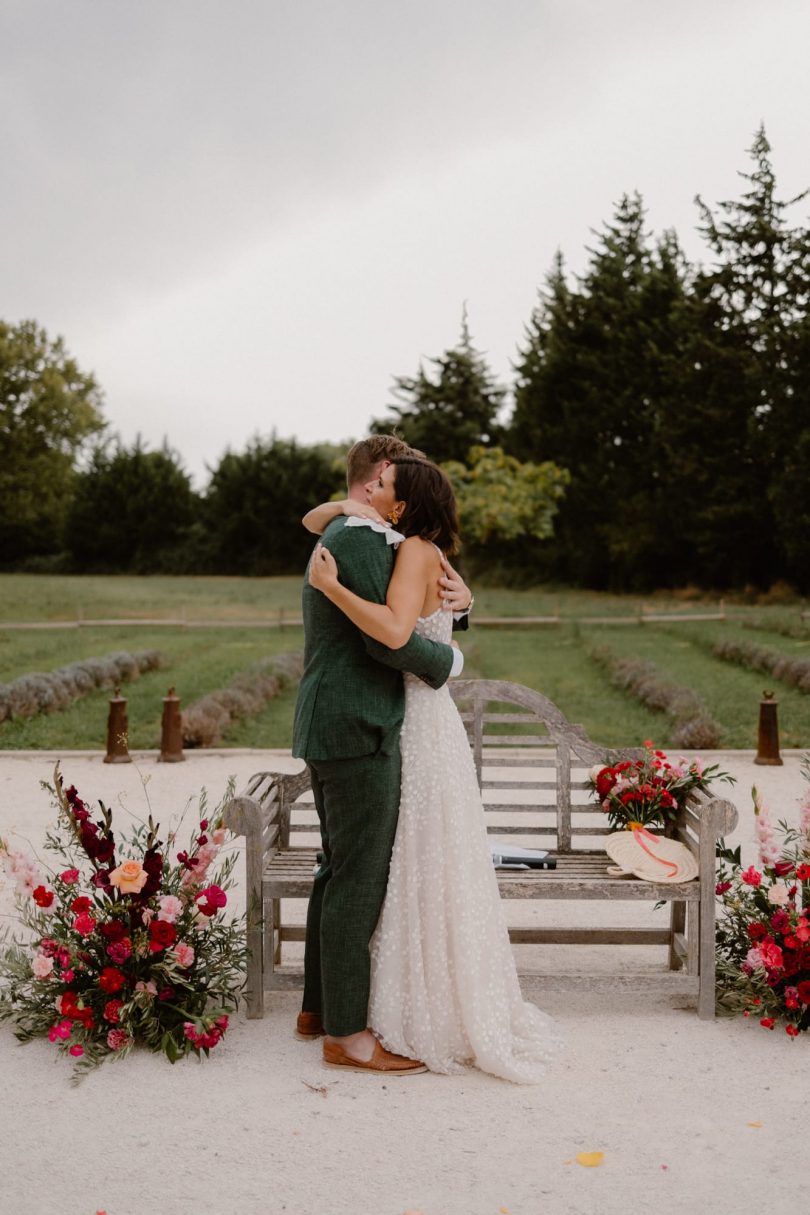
1;575;809;751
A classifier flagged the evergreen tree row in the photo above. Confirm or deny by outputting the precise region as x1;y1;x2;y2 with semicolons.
2;127;808;589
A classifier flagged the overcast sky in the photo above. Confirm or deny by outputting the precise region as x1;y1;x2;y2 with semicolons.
3;0;809;484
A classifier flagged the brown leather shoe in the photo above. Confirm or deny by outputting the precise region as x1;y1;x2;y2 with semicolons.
323;1037;427;1075
295;1011;324;1040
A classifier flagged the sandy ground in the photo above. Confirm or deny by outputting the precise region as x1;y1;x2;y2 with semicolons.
0;747;808;1215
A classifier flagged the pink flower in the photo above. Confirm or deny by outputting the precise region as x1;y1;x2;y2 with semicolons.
31;953;55;979
61;968;75;983
60;868;80;884
141;907;155;925
745;947;764;971
742;866;762;887
48;1019;72;1042
135;980;157;998
212;827;227;846
767;883;790;906
171;942;195;968
157;895;183;923
106;1028;132;1052
69;1043;84;1057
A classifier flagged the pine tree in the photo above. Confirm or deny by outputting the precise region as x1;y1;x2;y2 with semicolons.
510;196;693;587
371;308;505;463
692;125;809;587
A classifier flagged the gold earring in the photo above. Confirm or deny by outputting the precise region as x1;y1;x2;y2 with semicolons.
387;506;401;526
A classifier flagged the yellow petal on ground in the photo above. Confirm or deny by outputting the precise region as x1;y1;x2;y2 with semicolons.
746;1121;763;1128
576;1151;605;1168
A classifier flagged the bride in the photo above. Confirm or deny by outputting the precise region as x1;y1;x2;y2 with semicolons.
306;455;560;1083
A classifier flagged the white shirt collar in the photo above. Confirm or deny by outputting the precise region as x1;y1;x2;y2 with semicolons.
344;516;405;546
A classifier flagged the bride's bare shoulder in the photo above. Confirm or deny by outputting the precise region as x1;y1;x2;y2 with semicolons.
398;536;440;564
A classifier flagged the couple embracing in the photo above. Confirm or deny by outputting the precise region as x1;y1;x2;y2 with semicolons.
292;436;560;1083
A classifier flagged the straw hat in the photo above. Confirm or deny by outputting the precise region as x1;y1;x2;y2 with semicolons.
605;828;698;883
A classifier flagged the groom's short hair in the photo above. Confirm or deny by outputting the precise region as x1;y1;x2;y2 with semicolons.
345;434;425;487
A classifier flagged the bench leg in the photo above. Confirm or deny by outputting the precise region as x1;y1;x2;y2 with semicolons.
697;896;716;1020
245;888;265;1019
668;901;686;970
273;898;282;965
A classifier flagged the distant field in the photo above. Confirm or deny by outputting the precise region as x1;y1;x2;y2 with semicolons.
1;575;809;751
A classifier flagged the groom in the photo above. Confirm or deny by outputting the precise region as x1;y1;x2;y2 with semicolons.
292;435;469;1074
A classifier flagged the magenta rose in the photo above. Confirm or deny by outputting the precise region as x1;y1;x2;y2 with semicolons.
742;866;763;886
106;939;132;964
60;868;80;884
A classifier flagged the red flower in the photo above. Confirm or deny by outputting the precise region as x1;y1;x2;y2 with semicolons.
70;896;92;914
148;920;177;952
770;910;790;934
759;940;784;970
797;980;810;1004
60;868;80;884
785;1024;800;1037
32;886;55;908
103;1000;123;1023
747;922;767;941
715;881;732;895
100;919;126;941
99;967;125;993
773;861;794;878
760;1018;775;1030
796;863;810;881
742;866;762;887
73;912;97;937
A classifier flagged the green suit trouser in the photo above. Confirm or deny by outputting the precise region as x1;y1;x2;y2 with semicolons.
302;747;401;1036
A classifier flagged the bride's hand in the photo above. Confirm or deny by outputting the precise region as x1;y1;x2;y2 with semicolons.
309;543;340;594
340;499;386;525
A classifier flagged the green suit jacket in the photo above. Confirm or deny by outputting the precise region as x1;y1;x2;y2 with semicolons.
292;518;455;761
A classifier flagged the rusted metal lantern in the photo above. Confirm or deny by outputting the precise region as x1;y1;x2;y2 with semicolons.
103;688;132;764
158;686;185;763
754;690;783;766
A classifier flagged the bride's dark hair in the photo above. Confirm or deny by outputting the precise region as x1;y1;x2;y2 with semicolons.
390;457;460;555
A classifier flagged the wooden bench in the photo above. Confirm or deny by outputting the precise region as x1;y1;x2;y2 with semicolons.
223;679;738;1020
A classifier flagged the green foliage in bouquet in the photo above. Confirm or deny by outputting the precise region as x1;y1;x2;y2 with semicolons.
0;765;246;1080
715;761;810;1036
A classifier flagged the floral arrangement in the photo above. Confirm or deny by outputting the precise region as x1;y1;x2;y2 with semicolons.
0;765;246;1078
715;761;810;1036
589;740;733;831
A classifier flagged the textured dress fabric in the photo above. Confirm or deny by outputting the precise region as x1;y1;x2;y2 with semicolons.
368;608;562;1083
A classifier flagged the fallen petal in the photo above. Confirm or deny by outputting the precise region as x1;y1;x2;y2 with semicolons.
576;1151;605;1168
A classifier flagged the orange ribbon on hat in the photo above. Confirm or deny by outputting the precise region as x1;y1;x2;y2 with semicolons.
626;822;679;877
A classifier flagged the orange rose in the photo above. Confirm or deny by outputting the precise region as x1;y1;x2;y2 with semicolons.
109;859;148;894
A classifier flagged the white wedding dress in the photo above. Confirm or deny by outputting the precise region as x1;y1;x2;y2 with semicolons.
369;607;562;1082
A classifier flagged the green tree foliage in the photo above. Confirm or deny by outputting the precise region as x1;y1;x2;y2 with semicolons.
0;320;105;563
444;446;570;546
371;310;505;463
66;439;198;572
690;125;810;588
202;436;342;575
510;196;693;587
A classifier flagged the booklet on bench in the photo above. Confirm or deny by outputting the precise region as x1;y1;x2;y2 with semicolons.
490;845;557;870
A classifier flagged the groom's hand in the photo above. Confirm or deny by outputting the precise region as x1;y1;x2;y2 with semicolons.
438;555;473;613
